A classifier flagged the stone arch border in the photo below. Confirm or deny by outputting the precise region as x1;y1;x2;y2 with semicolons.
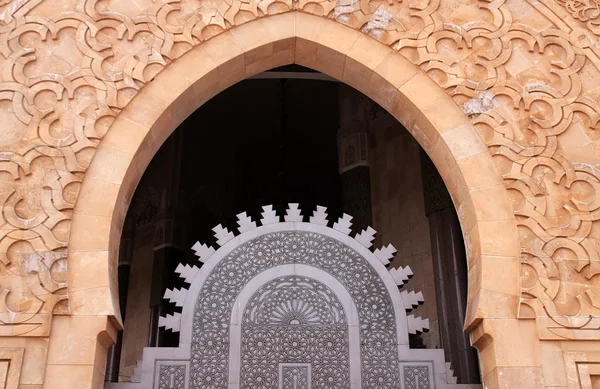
67;11;520;387
70;10;519;325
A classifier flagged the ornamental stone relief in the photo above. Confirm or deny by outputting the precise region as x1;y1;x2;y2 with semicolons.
158;364;187;389
0;0;600;385
280;364;311;389
403;366;431;389
190;231;396;388
240;277;349;388
105;206;465;389
0;0;600;345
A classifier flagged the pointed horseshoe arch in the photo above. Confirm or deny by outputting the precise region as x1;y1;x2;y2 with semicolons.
69;11;521;388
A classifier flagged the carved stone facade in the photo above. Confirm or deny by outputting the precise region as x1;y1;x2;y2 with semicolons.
0;0;599;386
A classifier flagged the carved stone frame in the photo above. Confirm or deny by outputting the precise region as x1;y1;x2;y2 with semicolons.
66;12;521;388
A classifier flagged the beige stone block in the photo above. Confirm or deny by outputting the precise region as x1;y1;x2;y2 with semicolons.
427;136;457;180
91;365;106;389
484;367;544;389
477;220;520;258
198;30;245;67
47;317;107;365
445;164;471;211
113;163;143;224
441;123;488;161
469;255;521;297
540;341;568;387
294;11;323;41
98;116;150;157
84;146;135;186
229;12;295;53
342;34;392;92
455;195;477;235
294;28;318;64
491;320;540;367
73;179;119;218
68;287;115;316
119;86;170;130
43;365;94;389
167;45;218;84
43;317;115;388
463;222;481;265
145;67;194;109
295;14;361;79
68;251;110;292
347;34;392;73
466;289;519;328
367;70;401;116
300;13;360;54
68;214;112;252
296;39;347;80
214;53;247;91
459;152;505;191
341;52;375;93
93;341;109;375
15;339;47;385
192;67;222;108
397;71;469;136
469;185;514;222
372;51;420;92
244;39;295;77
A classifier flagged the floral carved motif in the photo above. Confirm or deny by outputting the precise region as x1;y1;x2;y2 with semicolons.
0;0;599;340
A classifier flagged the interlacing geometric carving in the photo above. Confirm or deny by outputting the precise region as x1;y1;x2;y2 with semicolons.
139;204;443;389
281;365;310;389
190;231;396;388
403;366;430;389
1;0;600;339
241;277;349;388
158;364;187;389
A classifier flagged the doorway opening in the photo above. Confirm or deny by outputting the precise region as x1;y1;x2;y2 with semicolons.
104;66;482;387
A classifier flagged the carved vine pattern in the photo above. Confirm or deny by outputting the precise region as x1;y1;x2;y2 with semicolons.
0;0;599;337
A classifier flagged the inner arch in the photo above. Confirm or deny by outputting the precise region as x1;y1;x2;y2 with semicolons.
228;264;362;388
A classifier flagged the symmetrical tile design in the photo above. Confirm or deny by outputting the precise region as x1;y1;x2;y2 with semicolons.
281;364;311;389
158;363;186;389
108;208;450;389
189;231;395;388
403;366;430;389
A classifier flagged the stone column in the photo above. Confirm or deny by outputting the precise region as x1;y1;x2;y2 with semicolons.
420;150;481;384
337;85;376;233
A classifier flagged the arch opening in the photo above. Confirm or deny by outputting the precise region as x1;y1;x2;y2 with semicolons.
67;11;520;389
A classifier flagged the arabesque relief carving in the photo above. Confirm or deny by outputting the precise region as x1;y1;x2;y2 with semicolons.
1;0;600;343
